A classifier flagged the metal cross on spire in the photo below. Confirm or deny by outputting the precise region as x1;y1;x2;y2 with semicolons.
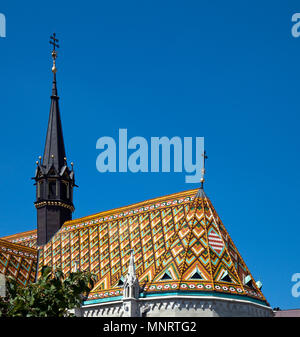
50;33;59;74
50;33;59;51
200;150;208;188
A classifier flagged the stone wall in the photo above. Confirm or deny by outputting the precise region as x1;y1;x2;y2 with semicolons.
78;295;273;317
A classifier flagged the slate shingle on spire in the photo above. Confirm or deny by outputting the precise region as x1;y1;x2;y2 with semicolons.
42;72;66;173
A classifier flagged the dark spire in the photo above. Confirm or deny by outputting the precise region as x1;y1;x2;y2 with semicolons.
52;72;58;96
42;33;65;172
33;33;76;247
42;77;66;172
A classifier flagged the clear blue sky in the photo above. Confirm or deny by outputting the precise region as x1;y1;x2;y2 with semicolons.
1;0;300;310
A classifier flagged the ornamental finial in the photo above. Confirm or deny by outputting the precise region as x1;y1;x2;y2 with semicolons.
200;150;208;189
50;33;59;73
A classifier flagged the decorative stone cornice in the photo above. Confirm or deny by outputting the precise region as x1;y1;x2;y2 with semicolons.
34;200;74;212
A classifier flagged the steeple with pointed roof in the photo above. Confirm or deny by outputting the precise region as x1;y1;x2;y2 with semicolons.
42;74;66;172
123;250;140;299
122;250;140;317
33;34;76;246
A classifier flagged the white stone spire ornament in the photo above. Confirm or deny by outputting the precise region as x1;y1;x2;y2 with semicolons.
121;249;140;317
123;249;139;299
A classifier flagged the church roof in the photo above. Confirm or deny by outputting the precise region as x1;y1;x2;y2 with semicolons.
30;187;267;306
0;238;37;286
0;187;268;306
1;229;37;249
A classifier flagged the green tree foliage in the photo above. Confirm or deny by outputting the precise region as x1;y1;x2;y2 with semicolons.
0;266;96;317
